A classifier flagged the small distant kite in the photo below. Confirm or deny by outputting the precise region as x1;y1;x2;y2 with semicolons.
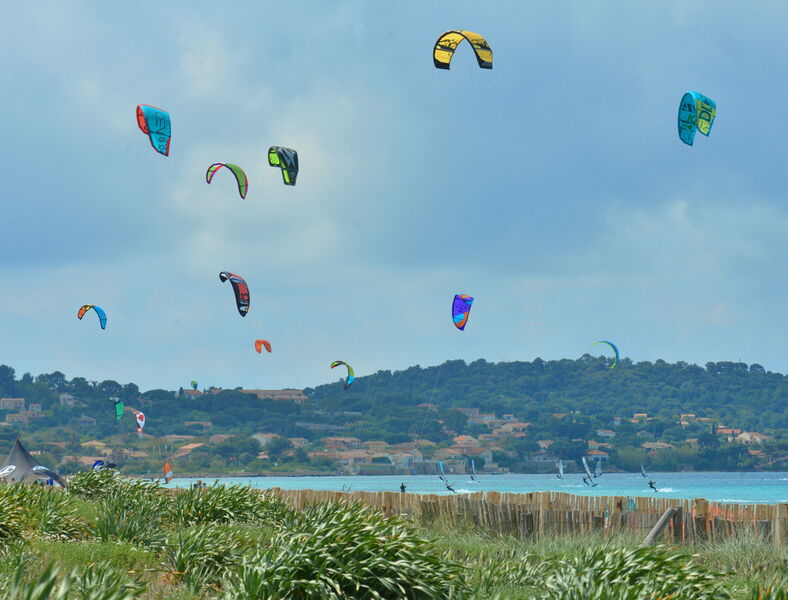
678;92;716;146
452;294;474;330
190;381;198;390
331;360;354;389
268;146;298;186
163;461;174;483
136;104;171;155
78;305;107;330
112;398;124;421
255;339;272;353
433;30;492;70
133;410;145;435
219;272;250;317
206;163;248;199
592;340;620;369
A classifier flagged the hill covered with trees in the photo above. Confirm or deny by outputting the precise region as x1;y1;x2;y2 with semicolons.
0;355;784;475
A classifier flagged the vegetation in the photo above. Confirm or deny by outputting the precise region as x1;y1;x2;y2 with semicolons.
0;476;782;598
0;357;785;476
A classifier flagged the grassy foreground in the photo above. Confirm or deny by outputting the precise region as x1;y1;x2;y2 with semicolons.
0;472;783;599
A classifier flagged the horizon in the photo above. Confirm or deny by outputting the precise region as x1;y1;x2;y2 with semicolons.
3;2;788;391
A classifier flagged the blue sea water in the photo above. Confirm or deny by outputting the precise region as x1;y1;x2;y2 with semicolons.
167;471;787;504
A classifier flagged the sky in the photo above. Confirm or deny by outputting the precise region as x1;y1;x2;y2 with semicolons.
1;1;787;392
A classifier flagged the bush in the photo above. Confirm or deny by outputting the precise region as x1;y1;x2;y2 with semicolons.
0;491;26;544
94;488;168;549
0;563;145;600
163;525;242;590
170;483;291;527
544;545;731;600
221;501;465;599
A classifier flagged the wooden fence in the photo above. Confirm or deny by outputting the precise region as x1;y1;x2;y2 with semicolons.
265;488;787;547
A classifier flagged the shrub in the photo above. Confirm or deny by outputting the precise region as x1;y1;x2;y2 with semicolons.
221;501;465;599
163;525;242;590
0;563;145;600
0;492;26;544
94;488;168;549
170;483;291;527
544;545;731;600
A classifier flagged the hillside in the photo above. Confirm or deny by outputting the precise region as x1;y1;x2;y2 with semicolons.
0;356;785;476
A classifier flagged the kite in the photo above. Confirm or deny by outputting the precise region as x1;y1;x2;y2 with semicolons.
77;305;107;330
133;410;145;435
678;92;716;146
268;146;298;185
206;163;248;199
112;398;124;421
190;381;198;390
592;340;620;369
433;30;492;70
92;460;106;470
136;104;171;155
255;339;272;353
452;294;474;330
219;272;250;316
330;360;355;389
163;461;174;483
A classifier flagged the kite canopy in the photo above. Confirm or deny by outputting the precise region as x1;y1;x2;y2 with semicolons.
133;410;145;434
452;294;474;330
78;305;107;330
219;271;250;316
163;461;174;483
678;91;716;146
592;340;620;368
0;439;65;486
136;104;171;155
112;398;124;421
330;360;355;390
206;163;248;199
190;381;198;390
433;30;492;70
255;339;272;353
268;146;299;185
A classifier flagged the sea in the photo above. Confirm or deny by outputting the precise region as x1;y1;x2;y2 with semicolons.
166;471;788;504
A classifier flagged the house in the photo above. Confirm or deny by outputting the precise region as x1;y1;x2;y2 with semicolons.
0;398;25;411
679;413;697;421
588;440;612;450
684;438;699;448
537;440;555;450
585;449;610;462
28;404;42;413
502;414;515;421
361;440;389;452
184;421;213;430
289;437;309;448
58;393;77;407
596;429;615;438
182;389;203;398
641;442;674;450
239;389;308;403
251;433;281;446
457;408;480;417
5;413;28;424
321;437;361;450
77;415;96;425
632;413;648;421
390;451;422;468
736;432;773;445
208;434;233;444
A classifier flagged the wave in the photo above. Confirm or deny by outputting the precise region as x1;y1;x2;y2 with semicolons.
657;487;675;492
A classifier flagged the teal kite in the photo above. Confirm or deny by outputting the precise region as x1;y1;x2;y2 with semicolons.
678;92;716;146
136;104;171;155
592;340;620;368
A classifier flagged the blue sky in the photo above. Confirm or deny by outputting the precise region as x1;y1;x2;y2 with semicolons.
1;1;787;391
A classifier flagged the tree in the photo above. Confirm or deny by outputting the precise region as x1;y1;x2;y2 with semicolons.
265;436;293;459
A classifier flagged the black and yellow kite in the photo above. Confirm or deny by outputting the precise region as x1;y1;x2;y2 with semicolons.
433;30;492;70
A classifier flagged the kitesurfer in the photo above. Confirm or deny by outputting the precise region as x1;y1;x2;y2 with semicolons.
400;482;407;493
648;480;658;492
445;483;456;493
582;475;591;487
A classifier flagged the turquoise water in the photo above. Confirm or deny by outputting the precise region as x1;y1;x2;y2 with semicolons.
167;471;787;504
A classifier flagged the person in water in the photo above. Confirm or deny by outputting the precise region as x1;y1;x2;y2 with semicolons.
582;475;591;487
648;480;658;492
400;482;406;493
445;483;456;493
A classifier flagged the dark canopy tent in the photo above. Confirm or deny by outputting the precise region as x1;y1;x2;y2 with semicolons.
0;438;65;486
